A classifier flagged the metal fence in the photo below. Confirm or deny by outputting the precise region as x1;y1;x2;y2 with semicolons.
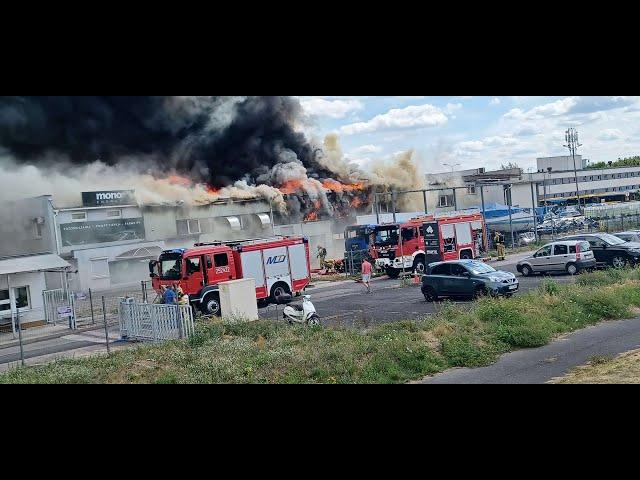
344;249;368;276
485;212;640;251
72;280;155;327
119;300;195;342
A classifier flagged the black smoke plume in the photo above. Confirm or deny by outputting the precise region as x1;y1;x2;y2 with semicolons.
0;96;332;188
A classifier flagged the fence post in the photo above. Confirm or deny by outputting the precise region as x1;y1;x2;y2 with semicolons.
89;288;95;325
101;296;111;355
176;305;184;340
16;307;25;367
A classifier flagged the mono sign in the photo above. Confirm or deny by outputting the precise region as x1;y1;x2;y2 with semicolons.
82;190;136;207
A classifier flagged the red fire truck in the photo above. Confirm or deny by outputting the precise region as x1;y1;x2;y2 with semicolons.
370;212;486;278
150;236;311;316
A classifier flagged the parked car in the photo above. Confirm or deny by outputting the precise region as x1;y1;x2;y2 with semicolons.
613;231;640;243
516;240;595;276
421;260;518;301
561;233;640;268
518;231;537;246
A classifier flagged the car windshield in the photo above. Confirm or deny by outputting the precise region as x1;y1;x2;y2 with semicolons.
598;233;626;245
467;262;496;275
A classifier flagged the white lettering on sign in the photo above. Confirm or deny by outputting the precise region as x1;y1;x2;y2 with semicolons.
215;266;231;274
96;192;124;200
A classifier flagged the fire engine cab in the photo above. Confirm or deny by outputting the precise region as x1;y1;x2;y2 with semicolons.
150;236;311;316
370;212;486;278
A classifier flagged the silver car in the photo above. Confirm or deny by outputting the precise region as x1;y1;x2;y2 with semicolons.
516;240;596;276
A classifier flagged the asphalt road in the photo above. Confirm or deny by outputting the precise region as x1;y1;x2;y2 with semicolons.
260;256;576;328
420;316;640;384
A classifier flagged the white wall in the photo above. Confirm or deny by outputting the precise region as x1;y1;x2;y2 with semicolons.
0;271;47;324
72;241;165;292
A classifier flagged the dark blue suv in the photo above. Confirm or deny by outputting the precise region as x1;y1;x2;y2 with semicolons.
421;260;519;301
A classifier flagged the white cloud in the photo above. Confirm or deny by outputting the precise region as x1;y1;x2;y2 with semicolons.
351;144;382;155
490;97;501;106
300;98;363;119
456;140;484;152
445;102;462;114
504;96;638;121
598;128;624;141
340;104;448;135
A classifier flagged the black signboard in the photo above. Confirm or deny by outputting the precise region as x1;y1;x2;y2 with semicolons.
60;218;145;246
422;221;442;264
82;190;136;207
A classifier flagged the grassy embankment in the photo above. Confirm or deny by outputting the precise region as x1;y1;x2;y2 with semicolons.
550;349;640;384
3;268;640;384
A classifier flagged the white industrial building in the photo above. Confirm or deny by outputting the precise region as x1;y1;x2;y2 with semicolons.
423;157;640;213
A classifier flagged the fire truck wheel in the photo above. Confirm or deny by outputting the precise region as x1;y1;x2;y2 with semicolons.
257;298;269;309
386;268;400;279
201;293;221;317
412;256;426;275
270;283;291;303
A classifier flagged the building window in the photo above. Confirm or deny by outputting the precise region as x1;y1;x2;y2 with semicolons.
466;185;477;195
177;219;201;235
0;289;10;313
34;220;43;238
71;212;88;222
14;286;30;310
0;287;31;314
188;219;201;234
439;195;452;207
90;258;110;279
106;209;122;219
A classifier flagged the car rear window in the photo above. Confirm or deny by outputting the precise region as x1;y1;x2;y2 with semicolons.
569;242;591;253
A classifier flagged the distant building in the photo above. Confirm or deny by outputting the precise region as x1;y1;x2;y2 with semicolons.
537;155;588;172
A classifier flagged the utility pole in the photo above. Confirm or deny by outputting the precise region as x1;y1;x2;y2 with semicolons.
564;128;583;210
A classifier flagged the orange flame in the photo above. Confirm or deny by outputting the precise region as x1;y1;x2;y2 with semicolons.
278;180;305;194
167;174;193;186
322;179;365;193
304;211;318;222
350;197;364;208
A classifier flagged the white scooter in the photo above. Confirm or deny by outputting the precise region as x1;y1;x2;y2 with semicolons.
281;295;320;326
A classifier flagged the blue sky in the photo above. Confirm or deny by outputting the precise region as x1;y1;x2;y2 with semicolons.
297;96;640;174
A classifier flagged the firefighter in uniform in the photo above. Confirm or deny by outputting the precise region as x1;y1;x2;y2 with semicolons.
317;245;327;270
493;231;506;260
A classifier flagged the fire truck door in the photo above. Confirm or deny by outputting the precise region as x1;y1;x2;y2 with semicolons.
208;252;234;284
264;246;291;294
184;256;205;291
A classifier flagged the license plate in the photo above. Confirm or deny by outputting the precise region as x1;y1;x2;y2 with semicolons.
508;285;518;290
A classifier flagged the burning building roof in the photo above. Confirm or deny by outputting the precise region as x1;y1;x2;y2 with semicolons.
0;96;424;221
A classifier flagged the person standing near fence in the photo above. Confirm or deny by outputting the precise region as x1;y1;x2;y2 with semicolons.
163;285;177;305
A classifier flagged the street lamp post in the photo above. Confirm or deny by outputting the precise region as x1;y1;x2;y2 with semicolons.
443;163;460;173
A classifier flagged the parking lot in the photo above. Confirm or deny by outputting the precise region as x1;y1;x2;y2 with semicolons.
259;253;576;328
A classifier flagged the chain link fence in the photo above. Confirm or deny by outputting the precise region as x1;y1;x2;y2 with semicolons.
484;211;640;252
